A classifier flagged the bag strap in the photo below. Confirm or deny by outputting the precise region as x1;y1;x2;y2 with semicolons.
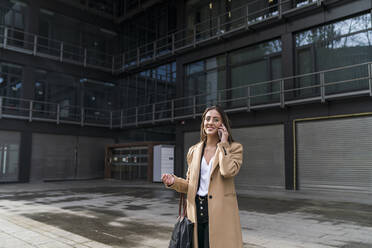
178;193;188;218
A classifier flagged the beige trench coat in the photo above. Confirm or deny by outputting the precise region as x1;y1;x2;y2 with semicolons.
169;141;243;248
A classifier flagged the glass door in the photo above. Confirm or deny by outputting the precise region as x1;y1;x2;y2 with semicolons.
0;143;20;182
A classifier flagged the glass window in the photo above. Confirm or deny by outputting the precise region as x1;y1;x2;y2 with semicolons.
39;8;116;57
296;0;316;8
0;62;22;99
0;62;22;112
43;72;80;119
0;0;27;29
121;62;176;109
230;39;282;106
88;0;114;16
295;13;372;96
82;79;117;109
185;55;226;111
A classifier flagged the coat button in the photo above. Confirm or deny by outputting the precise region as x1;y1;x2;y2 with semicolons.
209;195;212;199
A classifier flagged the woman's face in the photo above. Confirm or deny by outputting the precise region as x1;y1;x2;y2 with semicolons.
204;109;223;136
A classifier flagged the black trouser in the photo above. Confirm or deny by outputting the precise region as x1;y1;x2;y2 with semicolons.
196;195;209;248
197;222;209;248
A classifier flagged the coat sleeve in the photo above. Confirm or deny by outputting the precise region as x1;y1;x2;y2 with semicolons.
167;145;195;193
217;142;243;178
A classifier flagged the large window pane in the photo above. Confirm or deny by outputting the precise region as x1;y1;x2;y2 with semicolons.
230;39;282;107
0;0;26;29
0;62;23;112
295;13;372;96
121;62;176;108
185;55;226;112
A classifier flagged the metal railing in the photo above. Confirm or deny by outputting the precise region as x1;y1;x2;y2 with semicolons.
0;25;115;73
0;61;371;129
114;0;326;72
0;0;326;74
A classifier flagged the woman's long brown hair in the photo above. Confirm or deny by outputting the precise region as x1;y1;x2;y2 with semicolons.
200;105;234;143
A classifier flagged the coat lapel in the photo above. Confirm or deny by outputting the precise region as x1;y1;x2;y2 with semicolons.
192;142;204;191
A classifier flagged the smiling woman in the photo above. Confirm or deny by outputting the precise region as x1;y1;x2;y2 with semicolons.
162;105;243;248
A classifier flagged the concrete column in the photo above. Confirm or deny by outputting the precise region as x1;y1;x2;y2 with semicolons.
18;131;32;182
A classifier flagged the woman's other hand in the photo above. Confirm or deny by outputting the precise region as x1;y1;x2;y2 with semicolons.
161;173;175;186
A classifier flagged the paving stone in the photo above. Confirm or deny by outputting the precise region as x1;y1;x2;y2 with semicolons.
1;180;372;248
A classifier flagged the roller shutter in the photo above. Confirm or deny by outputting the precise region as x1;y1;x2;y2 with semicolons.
232;125;285;190
183;131;200;177
31;133;114;181
297;116;372;192
31;133;76;181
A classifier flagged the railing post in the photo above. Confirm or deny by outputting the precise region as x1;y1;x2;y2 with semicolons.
84;48;87;67
120;109;123;128
193;25;196;47
56;104;60;124
246;86;251;112
135;107;138;126
320;72;325;103
60;42;63;62
111;56;115;74
193;96;196;119
171;100;174;122
245;5;249;29
368;63;372;97
153;41;157;60
110;111;113;129
217;16;221;38
33;35;37;56
29;101;33;122
81;107;84;126
122;52;126;70
172;33;175;54
280;80;285;108
4;27;8;48
0;96;3;119
317;0;323;6
137;48;140;66
278;0;282;19
152;103;155;123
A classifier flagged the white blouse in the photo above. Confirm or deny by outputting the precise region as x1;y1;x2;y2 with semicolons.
196;155;215;196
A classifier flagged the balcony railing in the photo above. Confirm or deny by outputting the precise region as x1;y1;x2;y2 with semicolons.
0;0;328;74
0;25;115;73
114;0;327;72
0;61;371;129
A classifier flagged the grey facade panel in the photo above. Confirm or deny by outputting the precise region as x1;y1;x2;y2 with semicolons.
76;136;114;179
297;116;372;192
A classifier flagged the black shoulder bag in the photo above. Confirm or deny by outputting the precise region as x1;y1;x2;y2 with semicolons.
168;193;194;248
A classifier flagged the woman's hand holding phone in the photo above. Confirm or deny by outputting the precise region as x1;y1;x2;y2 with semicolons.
218;124;228;143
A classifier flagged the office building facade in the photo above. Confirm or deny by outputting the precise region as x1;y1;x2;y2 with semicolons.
0;0;371;194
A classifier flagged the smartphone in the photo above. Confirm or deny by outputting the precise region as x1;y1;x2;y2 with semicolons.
218;129;223;140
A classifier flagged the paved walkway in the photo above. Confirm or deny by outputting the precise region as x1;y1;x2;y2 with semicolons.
0;180;371;248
